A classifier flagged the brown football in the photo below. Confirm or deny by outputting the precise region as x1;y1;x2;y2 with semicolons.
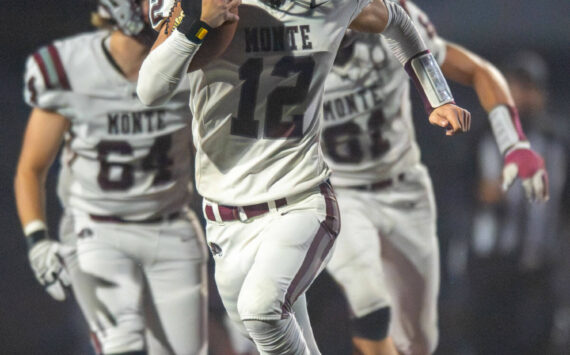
157;2;238;72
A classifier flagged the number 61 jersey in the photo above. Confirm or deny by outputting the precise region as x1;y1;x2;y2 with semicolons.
186;0;369;205
322;0;446;187
24;31;193;219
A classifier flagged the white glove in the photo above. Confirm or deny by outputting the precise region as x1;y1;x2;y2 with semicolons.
28;240;72;301
502;143;549;203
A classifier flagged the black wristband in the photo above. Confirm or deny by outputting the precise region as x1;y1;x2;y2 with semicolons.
26;229;50;250
178;18;212;44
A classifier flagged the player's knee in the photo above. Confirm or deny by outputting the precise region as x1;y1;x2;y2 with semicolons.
243;318;307;354
351;307;391;341
410;327;438;355
344;279;389;320
95;322;146;354
237;288;281;320
396;326;438;355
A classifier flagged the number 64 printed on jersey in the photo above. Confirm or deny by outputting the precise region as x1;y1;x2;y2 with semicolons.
96;135;173;191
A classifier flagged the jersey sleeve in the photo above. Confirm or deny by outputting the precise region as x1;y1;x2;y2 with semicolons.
148;0;177;32
23;42;72;113
401;0;447;65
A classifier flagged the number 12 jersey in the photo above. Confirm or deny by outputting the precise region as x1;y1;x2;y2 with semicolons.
186;0;369;205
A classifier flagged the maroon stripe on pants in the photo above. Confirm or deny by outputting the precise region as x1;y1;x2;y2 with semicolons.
320;183;341;235
282;224;334;317
47;44;71;90
281;184;341;316
32;52;52;89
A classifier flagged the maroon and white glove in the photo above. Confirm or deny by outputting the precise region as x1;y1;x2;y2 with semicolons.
489;105;549;202
502;143;549;202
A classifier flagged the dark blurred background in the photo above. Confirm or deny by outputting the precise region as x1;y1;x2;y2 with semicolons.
1;0;569;354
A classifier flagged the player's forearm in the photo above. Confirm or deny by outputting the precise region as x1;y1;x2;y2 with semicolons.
14;168;48;229
442;42;514;112
15;108;67;230
137;30;201;106
441;42;527;153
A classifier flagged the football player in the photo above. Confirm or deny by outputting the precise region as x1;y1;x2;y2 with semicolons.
321;1;549;354
15;1;207;354
138;0;470;353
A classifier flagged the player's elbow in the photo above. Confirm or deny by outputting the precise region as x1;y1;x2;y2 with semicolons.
14;164;45;192
136;83;168;107
350;0;389;33
136;58;175;107
136;75;174;107
476;58;495;77
473;58;504;88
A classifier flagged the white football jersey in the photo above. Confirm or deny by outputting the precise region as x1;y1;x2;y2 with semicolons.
186;0;370;205
322;0;446;186
24;30;193;219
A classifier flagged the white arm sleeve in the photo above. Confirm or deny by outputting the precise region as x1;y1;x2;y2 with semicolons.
137;30;201;107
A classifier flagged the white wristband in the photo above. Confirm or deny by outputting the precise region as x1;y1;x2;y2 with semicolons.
24;219;47;236
489;105;524;154
406;51;454;112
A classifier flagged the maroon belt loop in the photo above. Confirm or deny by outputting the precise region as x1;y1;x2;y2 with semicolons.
275;198;287;209
204;205;216;221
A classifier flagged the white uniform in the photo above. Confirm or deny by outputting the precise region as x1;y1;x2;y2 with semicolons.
24;30;207;355
322;1;446;353
151;1;368;353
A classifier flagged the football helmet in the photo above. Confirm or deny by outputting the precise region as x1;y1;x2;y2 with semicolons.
98;0;145;36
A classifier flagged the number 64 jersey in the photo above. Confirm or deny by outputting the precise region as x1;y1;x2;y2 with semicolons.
24;30;193;219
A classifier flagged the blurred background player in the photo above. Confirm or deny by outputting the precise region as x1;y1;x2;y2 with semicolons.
138;0;470;353
321;1;548;354
14;1;207;354
468;51;568;355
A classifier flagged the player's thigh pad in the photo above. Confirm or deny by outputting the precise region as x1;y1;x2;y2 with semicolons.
66;213;147;354
326;189;392;318
144;211;208;355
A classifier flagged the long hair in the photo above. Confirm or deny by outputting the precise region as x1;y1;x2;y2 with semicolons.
91;11;115;30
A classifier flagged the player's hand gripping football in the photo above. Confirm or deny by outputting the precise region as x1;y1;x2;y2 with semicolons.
28;239;73;301
502;143;549;202
200;0;240;28
429;103;471;136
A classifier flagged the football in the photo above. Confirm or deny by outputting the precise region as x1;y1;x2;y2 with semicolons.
158;1;238;72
